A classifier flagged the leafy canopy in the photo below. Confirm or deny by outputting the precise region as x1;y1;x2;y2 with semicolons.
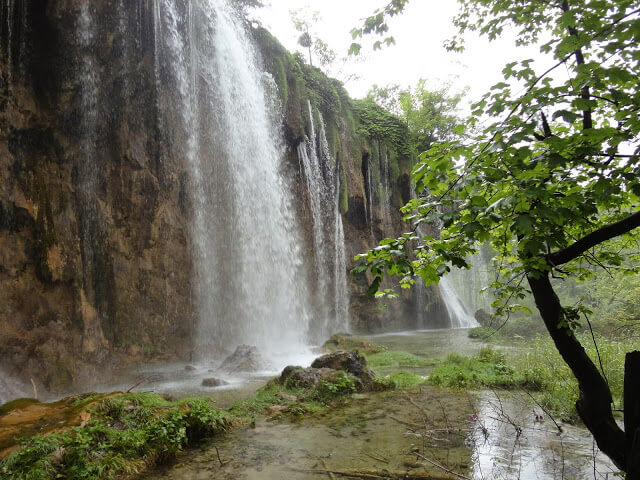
367;80;465;152
354;0;640;318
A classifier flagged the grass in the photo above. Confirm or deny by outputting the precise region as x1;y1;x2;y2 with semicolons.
427;347;535;391
0;393;230;480
366;350;436;370
429;335;636;423
384;371;428;389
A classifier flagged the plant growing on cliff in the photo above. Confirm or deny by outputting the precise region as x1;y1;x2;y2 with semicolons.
367;80;465;152
290;8;336;68
353;0;640;475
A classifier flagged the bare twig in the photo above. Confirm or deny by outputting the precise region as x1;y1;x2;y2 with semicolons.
320;457;337;480
214;446;228;467
523;391;563;433
412;452;472;480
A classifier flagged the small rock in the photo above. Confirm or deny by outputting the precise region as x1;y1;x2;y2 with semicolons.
276;392;298;402
266;405;287;417
201;377;228;387
184;365;196;371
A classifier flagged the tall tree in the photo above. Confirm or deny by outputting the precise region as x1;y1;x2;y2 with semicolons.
367;80;465;152
353;0;640;475
290;8;335;68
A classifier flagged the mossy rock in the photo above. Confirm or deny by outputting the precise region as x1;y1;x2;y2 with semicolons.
323;334;386;355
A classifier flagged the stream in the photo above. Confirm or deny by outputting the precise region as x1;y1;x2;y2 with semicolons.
140;329;619;480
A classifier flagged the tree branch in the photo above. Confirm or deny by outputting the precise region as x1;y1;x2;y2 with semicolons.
547;210;640;267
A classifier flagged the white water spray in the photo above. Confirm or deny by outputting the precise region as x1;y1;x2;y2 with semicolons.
152;0;313;364
297;101;349;336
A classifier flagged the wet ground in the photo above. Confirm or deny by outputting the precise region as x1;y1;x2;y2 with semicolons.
144;386;475;480
138;328;620;480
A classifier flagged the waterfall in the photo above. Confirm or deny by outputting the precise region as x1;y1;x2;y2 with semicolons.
439;275;478;328
366;154;375;236
152;0;313;363
297;101;350;336
412;190;478;329
379;145;392;233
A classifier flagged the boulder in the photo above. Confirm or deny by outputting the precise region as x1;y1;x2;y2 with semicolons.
279;350;378;392
219;345;265;373
278;366;337;389
201;377;228;387
474;308;491;326
311;350;368;377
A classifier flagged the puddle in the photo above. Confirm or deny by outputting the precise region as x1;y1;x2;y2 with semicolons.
471;391;619;480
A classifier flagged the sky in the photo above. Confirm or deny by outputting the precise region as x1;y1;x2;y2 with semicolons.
255;1;541;107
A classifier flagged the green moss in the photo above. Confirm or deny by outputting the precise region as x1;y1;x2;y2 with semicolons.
0;398;40;414
271;56;288;106
322;334;386;355
0;393;230;480
385;371;428;389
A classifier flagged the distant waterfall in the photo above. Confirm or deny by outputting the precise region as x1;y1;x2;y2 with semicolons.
439;276;478;328
297;101;350;336
152;0;313;361
413;191;478;329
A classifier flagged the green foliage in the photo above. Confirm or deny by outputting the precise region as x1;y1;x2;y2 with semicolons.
428;347;528;390
0;393;229;480
290;8;336;68
323;334;387;355
312;372;357;401
353;99;413;159
367;80;465;152
355;0;640;320
384;371;428;389
507;335;634;422
349;0;410;54
366;350;435;370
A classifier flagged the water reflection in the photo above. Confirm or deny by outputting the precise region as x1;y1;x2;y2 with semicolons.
471;391;619;480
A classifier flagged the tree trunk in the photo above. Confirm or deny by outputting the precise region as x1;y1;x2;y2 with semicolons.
625;351;640;479
527;272;628;470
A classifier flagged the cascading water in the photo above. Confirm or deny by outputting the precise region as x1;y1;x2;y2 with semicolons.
379;144;392;233
439;275;477;328
153;0;313;365
412;190;478;329
297;101;349;336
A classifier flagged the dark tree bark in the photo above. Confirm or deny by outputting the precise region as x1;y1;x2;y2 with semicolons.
527;272;628;470
625;352;640;479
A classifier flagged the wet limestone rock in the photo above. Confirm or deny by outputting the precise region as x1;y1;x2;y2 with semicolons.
475;309;491;326
219;345;265;373
279;350;378;392
201;377;228;387
311;350;368;377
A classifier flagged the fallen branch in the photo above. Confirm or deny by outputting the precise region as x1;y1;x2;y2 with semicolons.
214;446;229;466
412;452;471;480
389;414;423;429
319;457;337;480
363;451;390;464
291;467;458;479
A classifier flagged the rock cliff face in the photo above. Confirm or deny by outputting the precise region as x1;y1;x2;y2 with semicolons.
0;2;447;396
252;28;450;333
